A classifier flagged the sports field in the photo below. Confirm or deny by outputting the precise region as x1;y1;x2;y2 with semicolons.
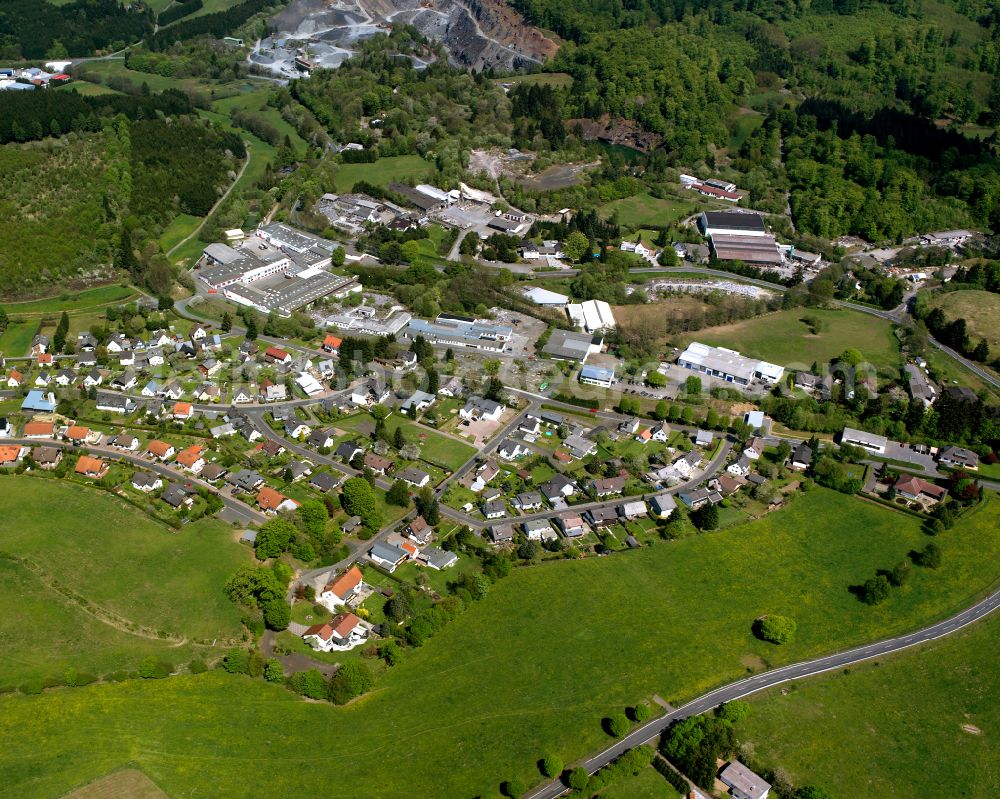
0;477;249;684
679;306;901;371
737;609;1000;798
1;490;998;798
333;155;433;193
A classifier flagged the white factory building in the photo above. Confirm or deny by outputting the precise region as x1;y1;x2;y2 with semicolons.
677;342;783;386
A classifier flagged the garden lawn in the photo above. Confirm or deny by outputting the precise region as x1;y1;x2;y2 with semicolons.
927;289;1000;350
337;413;476;472
0;477;248;647
679;306;901;372
735;609;1000;799
334;155;433;193
1;490;999;798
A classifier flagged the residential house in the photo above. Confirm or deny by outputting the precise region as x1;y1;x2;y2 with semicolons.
303;613;367;652
141;380;160;398
335;441;364;463
260;380;288;402
264;346;292;365
563;432;597;460
519;417;541;436
673;450;703;479
283;419;312;439
523;518;555;541
489;523;516;544
201;463;228;482
131;471;162;492
617;417;641;436
937;445;979;471
30;334;49;355
679;487;722;509
459;396;504;422
75;455;108;479
401;390;436;414
259;439;286;458
363;453;393;475
161;482;196;508
105;334;128;353
54;369;75;387
513;491;543;512
176;445;206;474
894;475;947;506
0;445;27;466
34;371;51;388
342;516;363;534
162;381;184;400
398;466;431;488
351;379;389;407
232;385;254;404
719;761;771;799
650;493;677;519
405;516;433;545
369;541;409;573
318;566;366;612
497;438;526;460
210;422;237;438
32;446;62;469
257;486;299;514
322;334;342;354
694;429;714;447
437;376;464;398
421;546;458;570
482;499;507;519
591;475;627;498
556;513;587;537
95;392;135;414
23;421;54;439
541;474;577;503
308;429;336;450
711;474;746;496
172;402;194;420
619;499;648;520
585;506;619;529
309;471;341;493
82;368;102;387
63;425;91;445
743;437;766;460
146;440;175;461
285;460;312;482
470;460;500;492
6;368;23;388
228;469;265;493
727;454;752;477
789;442;812;471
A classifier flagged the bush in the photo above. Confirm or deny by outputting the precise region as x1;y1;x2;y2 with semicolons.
652;757;690;793
631;703;651;722
138;656;172;679
63;669;98;687
328;661;374;705
263;599;291;631
288;669;327;700
605;712;630;738
913;542;942;569
502;777;525;797
752;615;797;644
859;574;892;605
567;767;590;791
540;754;563;777
716;701;751;724
264;659;284;683
188;658;208;674
222;649;251;675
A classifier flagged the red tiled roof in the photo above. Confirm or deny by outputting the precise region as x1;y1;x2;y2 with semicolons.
146;440;172;457
265;346;290;360
75;455;106;476
176;445;204;467
325;566;363;599
257;486;290;511
23;421;53;437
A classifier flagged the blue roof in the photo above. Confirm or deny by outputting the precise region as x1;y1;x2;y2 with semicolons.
580;364;615;381
21;390;55;412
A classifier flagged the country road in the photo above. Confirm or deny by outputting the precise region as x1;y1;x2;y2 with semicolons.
525;584;1000;798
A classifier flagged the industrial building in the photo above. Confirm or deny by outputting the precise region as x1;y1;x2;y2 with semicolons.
404;315;512;352
677;342;783;386
579;364;616;388
566;299;617;333
699;211;782;265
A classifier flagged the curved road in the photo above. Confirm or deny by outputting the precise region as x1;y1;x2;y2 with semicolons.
526;584;1000;799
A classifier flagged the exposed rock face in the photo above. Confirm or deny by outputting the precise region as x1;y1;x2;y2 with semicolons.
358;0;557;70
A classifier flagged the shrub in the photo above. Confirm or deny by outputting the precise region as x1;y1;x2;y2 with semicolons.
288;669;327;700
328;661;374;705
752;615;797;644
567;767;590;791
222;649;251;675
502;777;525;797
264;659;284;683
860;574;892;605
188;658;208;674
631;703;651;722
540;754;563;777
138;657;172;679
606;712;630;738
652;757;689;793
716;701;751;724
263;599;291;631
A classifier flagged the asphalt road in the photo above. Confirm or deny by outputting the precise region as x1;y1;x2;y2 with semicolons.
525;585;1000;799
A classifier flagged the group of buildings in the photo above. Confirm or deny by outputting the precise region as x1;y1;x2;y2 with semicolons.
199;223;361;316
0;64;72;91
680;173;742;202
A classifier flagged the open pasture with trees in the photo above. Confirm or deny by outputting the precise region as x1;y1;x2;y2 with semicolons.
1;490;998;797
0;477;249;684
736;610;1000;798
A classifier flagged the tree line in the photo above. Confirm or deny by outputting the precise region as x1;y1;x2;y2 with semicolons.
0;0;151;59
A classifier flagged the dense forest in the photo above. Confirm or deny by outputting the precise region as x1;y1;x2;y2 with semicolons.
0;0;152;59
147;0;282;51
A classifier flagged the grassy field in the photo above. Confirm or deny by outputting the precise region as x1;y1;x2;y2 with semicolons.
679;306;901;371
600;191;697;230
0;284;136;315
0;477;249;684
493;72;573;88
337;413;477;471
737;610;1000;798
1;490;999;797
0;321;37;356
334;155;433;193
927;289;1000;349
